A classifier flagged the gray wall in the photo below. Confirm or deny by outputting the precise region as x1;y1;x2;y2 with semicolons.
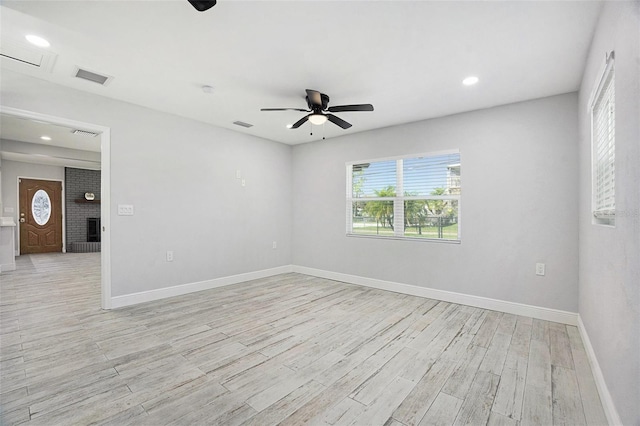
577;2;640;424
65;167;101;249
1;70;293;297
3;10;637;419
292;93;579;312
0;159;65;251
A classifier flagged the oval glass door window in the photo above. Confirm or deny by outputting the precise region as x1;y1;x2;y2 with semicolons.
31;189;51;225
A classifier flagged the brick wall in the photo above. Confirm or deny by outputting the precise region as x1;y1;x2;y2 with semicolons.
65;168;100;252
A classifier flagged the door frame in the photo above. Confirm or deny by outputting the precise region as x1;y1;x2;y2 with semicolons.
1;106;112;310
17;176;66;254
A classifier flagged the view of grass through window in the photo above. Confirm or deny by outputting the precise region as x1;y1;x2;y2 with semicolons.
347;151;460;241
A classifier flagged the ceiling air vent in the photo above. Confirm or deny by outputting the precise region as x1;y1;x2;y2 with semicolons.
233;121;253;128
74;68;112;86
0;39;57;73
72;129;100;137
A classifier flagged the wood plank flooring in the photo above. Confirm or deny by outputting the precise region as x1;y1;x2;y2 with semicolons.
0;253;608;425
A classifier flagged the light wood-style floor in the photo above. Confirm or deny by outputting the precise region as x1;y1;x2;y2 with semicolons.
1;253;607;426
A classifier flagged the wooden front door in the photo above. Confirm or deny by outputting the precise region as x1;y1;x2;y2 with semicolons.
19;179;63;254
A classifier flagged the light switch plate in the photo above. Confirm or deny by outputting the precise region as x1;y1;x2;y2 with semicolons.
118;204;134;216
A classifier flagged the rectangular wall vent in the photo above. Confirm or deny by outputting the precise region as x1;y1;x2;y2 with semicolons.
233;121;253;128
72;129;100;137
75;68;111;85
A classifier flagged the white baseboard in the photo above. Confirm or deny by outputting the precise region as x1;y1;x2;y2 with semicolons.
577;315;622;425
0;261;16;273
110;264;579;326
110;265;294;309
292;266;578;325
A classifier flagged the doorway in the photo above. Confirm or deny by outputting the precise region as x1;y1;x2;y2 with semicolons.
0;106;112;309
19;178;63;254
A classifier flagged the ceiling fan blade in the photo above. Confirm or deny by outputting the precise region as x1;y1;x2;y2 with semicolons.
327;114;352;129
327;104;374;112
291;114;311;129
187;0;216;11
305;89;323;107
261;108;309;112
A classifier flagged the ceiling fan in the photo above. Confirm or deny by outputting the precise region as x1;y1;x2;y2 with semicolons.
188;0;216;12
261;89;374;130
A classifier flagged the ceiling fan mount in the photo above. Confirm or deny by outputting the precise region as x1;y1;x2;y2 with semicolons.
187;0;216;12
261;89;374;130
306;92;330;111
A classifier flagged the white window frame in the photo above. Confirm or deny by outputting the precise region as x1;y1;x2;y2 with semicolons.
590;51;615;226
346;149;461;243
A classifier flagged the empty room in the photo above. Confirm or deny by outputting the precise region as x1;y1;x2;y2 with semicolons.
0;1;638;425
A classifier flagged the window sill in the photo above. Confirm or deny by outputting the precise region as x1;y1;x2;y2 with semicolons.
346;233;461;244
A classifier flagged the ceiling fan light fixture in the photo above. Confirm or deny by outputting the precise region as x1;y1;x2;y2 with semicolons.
309;114;328;125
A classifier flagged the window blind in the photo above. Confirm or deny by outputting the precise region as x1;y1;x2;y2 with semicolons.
403;154;461;197
591;54;615;224
347;151;461;241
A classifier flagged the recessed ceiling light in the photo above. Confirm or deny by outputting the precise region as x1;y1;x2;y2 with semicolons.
462;76;479;86
40;136;52;141
25;34;50;48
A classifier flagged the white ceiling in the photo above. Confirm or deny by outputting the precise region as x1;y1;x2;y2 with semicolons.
1;1;603;146
0;114;101;169
0;115;100;152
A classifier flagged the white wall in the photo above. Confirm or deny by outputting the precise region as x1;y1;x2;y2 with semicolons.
0;159;65;250
292;93;579;312
1;70;292;297
578;2;640;424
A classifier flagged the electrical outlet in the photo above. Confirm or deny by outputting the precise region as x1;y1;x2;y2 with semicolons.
536;263;545;276
166;251;174;262
272;241;277;249
241;179;246;187
117;204;134;216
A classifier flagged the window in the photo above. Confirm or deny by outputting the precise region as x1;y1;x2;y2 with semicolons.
591;51;615;226
347;150;461;241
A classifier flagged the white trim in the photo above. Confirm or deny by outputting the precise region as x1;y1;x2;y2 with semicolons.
346;148;461;166
577;315;623;426
346;233;461;244
110;265;294;309
0;261;16;272
100;128;112;309
0;106;112;310
292;265;578;325
588;51;615;108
